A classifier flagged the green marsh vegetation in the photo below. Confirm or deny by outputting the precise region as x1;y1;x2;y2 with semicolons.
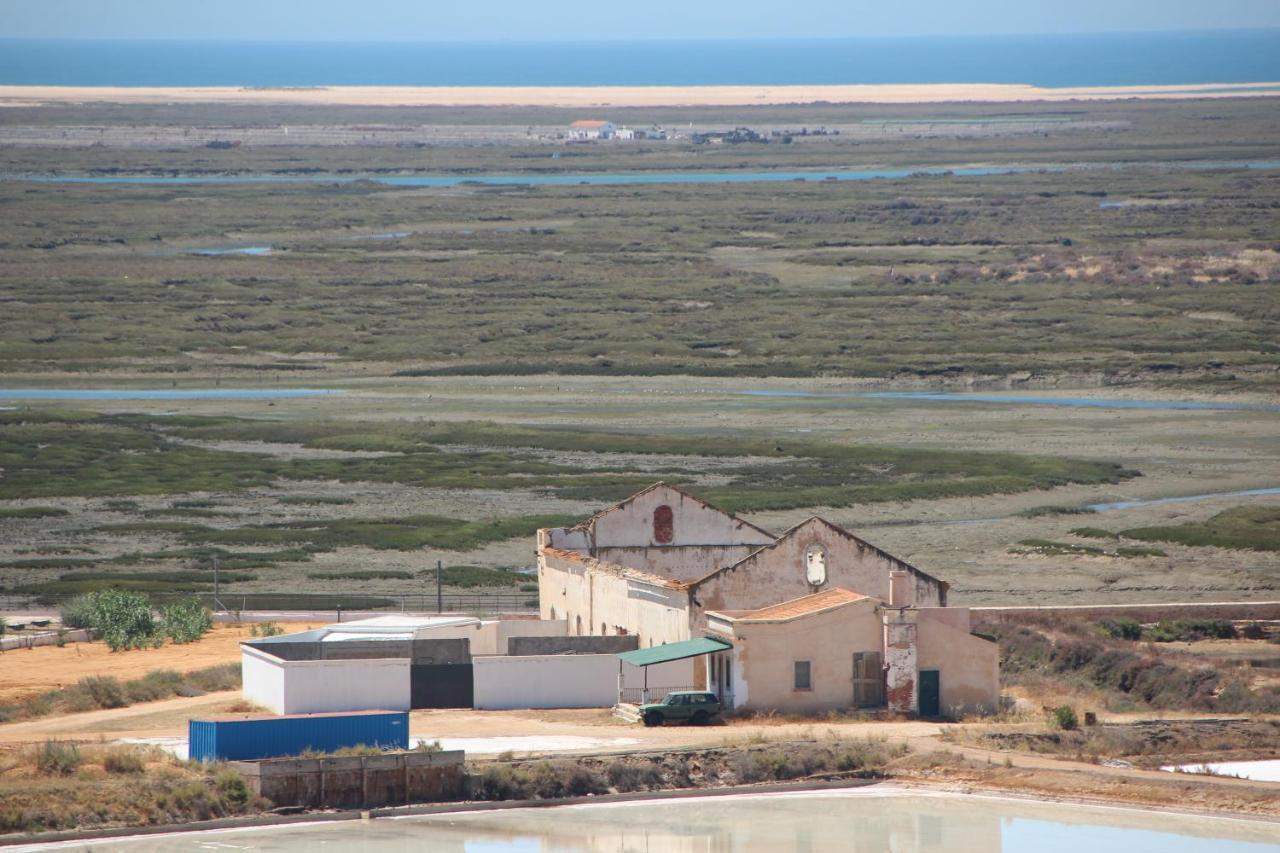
0;99;1277;386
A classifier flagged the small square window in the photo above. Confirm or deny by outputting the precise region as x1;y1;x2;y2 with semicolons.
794;660;812;691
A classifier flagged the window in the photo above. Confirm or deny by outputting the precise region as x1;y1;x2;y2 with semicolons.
549;606;557;620
805;544;827;587
794;660;812;691
653;504;674;544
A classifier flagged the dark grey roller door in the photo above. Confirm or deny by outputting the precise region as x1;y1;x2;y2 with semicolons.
410;664;473;709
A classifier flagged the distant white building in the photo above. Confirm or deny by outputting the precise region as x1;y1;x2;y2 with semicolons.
568;119;616;140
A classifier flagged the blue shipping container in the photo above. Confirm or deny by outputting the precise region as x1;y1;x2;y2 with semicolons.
188;710;408;762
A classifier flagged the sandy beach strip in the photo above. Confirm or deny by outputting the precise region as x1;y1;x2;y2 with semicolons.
2;81;1280;108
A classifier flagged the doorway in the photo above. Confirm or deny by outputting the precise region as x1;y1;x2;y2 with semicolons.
918;669;941;717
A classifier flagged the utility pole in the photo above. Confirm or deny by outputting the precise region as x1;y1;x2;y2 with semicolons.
436;560;443;614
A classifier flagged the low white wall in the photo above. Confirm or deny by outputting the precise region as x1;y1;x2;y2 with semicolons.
473;654;618;710
240;645;287;714
242;646;411;715
621;657;695;689
472;653;698;710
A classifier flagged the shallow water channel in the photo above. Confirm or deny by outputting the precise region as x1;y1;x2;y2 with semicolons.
23;789;1279;852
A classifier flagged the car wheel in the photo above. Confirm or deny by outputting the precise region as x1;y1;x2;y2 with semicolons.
691;710;709;726
643;712;663;727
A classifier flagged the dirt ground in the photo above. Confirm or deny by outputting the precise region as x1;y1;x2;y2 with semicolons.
0;622;314;703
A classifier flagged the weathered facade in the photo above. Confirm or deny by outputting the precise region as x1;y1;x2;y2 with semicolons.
537;483;999;716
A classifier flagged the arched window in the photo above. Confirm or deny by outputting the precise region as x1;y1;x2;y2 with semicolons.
653;504;674;544
805;544;827;587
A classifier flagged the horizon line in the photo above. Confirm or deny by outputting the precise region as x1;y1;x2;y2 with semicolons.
2;27;1279;45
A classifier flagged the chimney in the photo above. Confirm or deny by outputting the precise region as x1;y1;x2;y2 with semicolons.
889;570;911;608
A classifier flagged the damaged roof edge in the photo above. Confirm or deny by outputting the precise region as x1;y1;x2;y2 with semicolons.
563;481;775;540
689;515;950;592
541;546;690;590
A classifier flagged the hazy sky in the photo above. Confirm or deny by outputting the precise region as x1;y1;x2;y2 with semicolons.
4;0;1280;41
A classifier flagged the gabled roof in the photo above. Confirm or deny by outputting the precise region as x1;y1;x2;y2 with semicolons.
710;587;868;623
567;481;774;540
691;515;948;592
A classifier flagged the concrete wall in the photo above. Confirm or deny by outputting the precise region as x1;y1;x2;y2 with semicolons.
233;750;465;809
242;637;471;664
538;549;691;647
483;618;566;656
724;599;884;713
473;653;619;709
242;645;411;715
917;609;1000;715
693;519;944;634
508;634;638;656
473;652;697;709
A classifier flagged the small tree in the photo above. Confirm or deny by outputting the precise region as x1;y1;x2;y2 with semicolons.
160;598;213;645
88;589;157;651
59;594;95;630
1053;705;1079;731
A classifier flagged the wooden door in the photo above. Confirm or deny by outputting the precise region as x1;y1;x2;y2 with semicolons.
852;652;884;708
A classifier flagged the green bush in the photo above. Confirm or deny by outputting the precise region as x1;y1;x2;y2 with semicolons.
87;588;157;651
160;598;213;644
251;621;284;637
1052;705;1079;731
1098;618;1143;641
36;741;82;775
1144;619;1236;643
59;594;95;630
1069;527;1116;540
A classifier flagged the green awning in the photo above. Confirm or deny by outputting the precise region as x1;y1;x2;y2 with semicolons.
617;636;732;667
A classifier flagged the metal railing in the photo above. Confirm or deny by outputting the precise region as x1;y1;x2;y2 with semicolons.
0;591;539;616
618;685;701;705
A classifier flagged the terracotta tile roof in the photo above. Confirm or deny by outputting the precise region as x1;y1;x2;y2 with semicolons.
570;120;609;128
716;587;867;622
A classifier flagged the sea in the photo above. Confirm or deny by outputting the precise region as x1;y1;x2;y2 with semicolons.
1;30;1279;88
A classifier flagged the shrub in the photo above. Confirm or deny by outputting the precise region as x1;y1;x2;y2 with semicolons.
160;598;213;644
125;669;182;703
1241;622;1266;640
59;594;95;630
606;761;663;791
251;621;283;637
88;588;157;651
185;663;242;692
36;740;82;775
78;675;127;709
1053;706;1079;731
1115;546;1166;558
1145;619;1236;643
1098;618;1143;641
1070;527;1117;540
103;749;146;774
215;768;250;806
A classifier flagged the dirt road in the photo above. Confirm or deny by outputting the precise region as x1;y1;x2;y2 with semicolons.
0;622;314;703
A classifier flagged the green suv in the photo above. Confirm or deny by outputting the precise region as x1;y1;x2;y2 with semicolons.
639;691;721;726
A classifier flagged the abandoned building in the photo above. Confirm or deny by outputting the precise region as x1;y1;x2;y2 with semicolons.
537;483;999;716
240;483;998;718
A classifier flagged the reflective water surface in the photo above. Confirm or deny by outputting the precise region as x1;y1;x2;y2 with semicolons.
24;789;1279;852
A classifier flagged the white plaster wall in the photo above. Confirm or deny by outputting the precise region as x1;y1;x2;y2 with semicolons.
473;654;618;709
279;657;411;715
728;600;884;713
490;618;567;655
917;612;999;715
590;485;774;550
241;645;287;714
539;551;691;646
